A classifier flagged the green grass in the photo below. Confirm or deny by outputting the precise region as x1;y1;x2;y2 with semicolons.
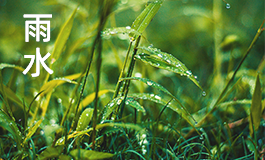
0;0;265;159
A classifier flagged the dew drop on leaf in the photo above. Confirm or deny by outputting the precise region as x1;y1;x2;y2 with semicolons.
226;3;230;9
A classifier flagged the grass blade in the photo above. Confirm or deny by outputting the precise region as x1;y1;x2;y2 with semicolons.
136;47;203;90
70;149;114;160
249;74;262;137
130;0;164;40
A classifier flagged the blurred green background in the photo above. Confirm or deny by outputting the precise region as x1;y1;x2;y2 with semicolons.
0;0;264;121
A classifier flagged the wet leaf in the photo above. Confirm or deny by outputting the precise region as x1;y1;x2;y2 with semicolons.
76;108;94;131
23;119;43;144
101;96;124;121
81;90;111;107
249;74;262;137
130;0;163;40
102;27;141;39
0;109;22;148
136;47;203;90
70;149;114;160
40;77;78;96
0;63;25;73
51;7;77;61
125;97;145;113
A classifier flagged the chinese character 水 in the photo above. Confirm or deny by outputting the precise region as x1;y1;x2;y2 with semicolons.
23;47;53;77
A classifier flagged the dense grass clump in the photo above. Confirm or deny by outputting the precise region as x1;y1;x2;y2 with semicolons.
0;0;264;159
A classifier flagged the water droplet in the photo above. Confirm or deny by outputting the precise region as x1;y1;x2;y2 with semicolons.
154;95;161;100
148;44;153;48
126;26;131;29
109;103;114;107
202;91;206;97
147;81;152;86
226;3;230;9
194;75;197;79
86;113;89;116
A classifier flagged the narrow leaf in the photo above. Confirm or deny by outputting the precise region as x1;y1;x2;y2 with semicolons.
40;77;77;95
125;97;146;113
249;74;262;137
102;27;141;39
70;149;114;160
136;47;203;90
130;0;163;40
23;119;43;144
0;83;24;109
81;90;111;107
0;63;25;73
51;7;77;61
39;146;63;160
0;109;22;147
55;123;143;146
76;108;94;131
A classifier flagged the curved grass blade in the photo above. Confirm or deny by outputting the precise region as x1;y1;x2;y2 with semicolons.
51;7;77;62
0;83;24;109
70;149;114;160
76;108;94;131
130;0;164;40
101;96;124;121
55;122;143;146
0;109;22;150
40;77;78;95
23;119;43;145
0;63;25;73
102;27;141;39
121;77;196;122
249;74;262;137
80;90;111;108
125;97;146;113
136;47;203;91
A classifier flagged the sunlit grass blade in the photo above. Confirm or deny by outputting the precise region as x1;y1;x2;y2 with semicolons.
101;96;124;121
50;7;77;62
40;77;78;95
76;108;94;131
130;0;164;40
136;47;203;91
38;146;63;160
249;74;262;137
80;90;112;108
55;122;143;146
0;109;22;150
70;149;114;160
23;119;43;145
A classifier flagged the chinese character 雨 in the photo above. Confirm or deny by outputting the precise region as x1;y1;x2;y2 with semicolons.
23;14;52;42
23;47;53;77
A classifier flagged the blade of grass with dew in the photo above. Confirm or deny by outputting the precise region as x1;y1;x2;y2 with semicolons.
0;109;22;150
40;78;77;96
136;47;203;91
76;108;94;131
0;63;26;73
70;149;114;159
40;73;82;96
55;122;143;145
129;0;164;40
121;77;196;122
125;97;146;113
50;7;77;62
23;119;43;145
249;74;262;137
44;7;77;83
102;27;141;39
